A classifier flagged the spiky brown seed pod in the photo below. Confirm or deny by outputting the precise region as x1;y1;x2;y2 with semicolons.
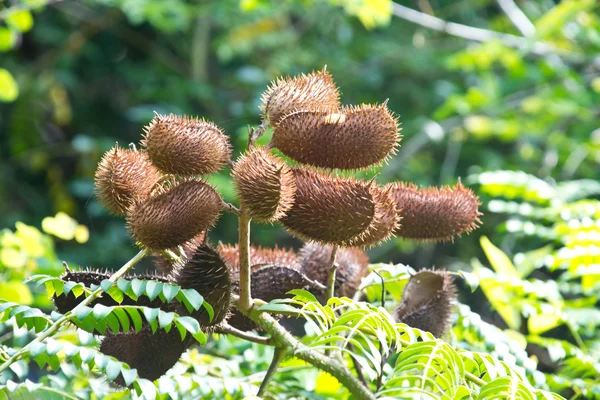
345;186;400;248
386;181;482;242
298;243;369;298
53;270;178;335
227;264;324;331
392;269;457;338
260;68;340;127
232;147;296;222
128;180;223;250
100;327;192;384
94;146;162;215
217;243;299;274
280;168;385;245
152;231;207;275
172;243;231;326
142;113;231;176
271;104;400;170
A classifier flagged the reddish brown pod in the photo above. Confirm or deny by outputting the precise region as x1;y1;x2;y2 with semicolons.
142;113;231;176
271;104;400;170
261;67;340;127
298;243;369;298
128;180;223;250
280;168;376;245
386;181;482;242
94;146;162;215
232;147;296;222
218;243;299;274
392;269;457;338
345;185;400;248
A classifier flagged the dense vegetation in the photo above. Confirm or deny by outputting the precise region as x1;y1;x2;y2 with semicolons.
1;0;599;399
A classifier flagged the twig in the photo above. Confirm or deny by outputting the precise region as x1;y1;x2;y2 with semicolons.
0;248;148;373
257;347;287;396
390;2;568;57
496;0;536;38
326;246;339;300
348;343;369;388
224;203;241;215
215;323;273;346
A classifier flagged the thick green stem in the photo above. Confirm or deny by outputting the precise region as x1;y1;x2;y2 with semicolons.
257;347;287;396
0;248;148;374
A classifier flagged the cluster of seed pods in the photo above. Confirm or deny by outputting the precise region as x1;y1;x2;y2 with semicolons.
55;67;482;383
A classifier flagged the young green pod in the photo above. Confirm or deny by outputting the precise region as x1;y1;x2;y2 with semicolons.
100;327;191;384
280;168;377;245
172;243;231;326
94;146;162;215
232;147;296;222
271;104;400;170
142;113;231;176
392;269;457;338
386;181;482;242
128;180;223;250
298;243;369;298
260;68;340;127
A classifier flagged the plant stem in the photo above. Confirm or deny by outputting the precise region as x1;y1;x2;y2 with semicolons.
216;323;272;346
257;347;287;396
326;246;339;300
0;248;148;374
248;311;376;400
237;212;253;312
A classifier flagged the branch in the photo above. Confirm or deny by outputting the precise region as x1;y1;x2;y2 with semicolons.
390;2;564;57
496;0;536;38
237;212;253;312
326;246;339;300
250;311;376;400
0;248;148;373
215;323;273;346
257;347;287;396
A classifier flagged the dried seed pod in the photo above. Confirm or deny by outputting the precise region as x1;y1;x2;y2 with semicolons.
271;104;400;170
94;146;162;215
128;180;223;250
261;68;340;126
280;168;376;245
298;243;369;298
172;243;231;326
142;113;231;176
392;269;457;338
217;243;299;274
153;231;207;275
232;147;296;222
100;326;192;384
345;186;400;248
386;181;482;242
227;264;324;331
53;269;175;334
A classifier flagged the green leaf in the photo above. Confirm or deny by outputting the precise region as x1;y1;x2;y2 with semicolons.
100;279;113;292
161;284;179;302
74;305;92;320
458;270;479;292
145;281;163;301
130;279;146;297
92;304;112;320
121;368;138;387
125;308;143;332
258;302;301;315
480;236;517;277
0;27;16;51
6;10;34;33
181;289;203;311
0;69;19;102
